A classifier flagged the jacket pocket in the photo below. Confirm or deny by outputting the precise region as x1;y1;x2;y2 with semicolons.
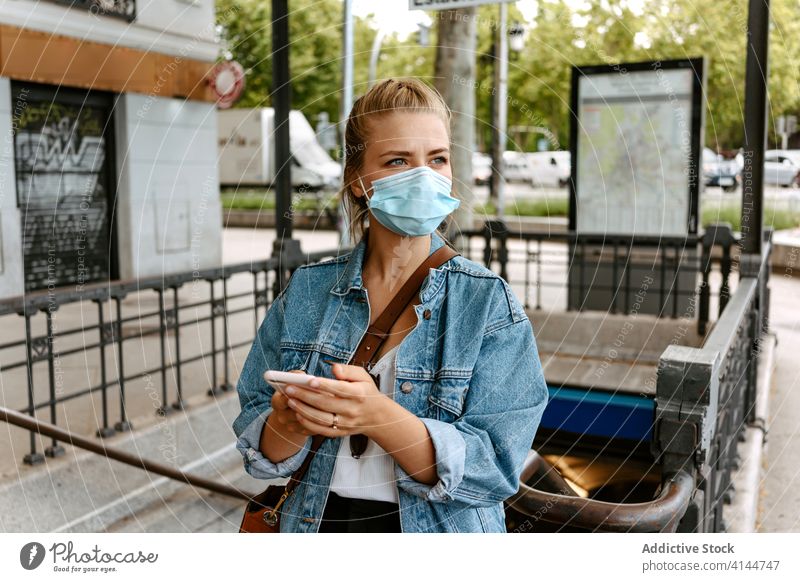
427;376;469;422
278;343;313;372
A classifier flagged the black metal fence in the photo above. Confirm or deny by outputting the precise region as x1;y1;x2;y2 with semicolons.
653;229;771;532
0;248;340;466
455;220;738;333
0;223;740;469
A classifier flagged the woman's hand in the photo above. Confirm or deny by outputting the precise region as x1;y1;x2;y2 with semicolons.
283;363;390;438
270;370;318;436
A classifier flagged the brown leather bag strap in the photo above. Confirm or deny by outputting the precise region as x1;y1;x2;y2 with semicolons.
350;243;459;369
281;239;460;494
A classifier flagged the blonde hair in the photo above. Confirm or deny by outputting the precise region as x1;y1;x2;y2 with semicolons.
338;77;457;247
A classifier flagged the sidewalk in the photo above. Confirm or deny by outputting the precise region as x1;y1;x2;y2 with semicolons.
755;269;800;532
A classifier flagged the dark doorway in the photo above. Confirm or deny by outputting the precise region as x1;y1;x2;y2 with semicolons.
12;82;117;292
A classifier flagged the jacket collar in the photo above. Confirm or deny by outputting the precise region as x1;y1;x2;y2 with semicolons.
330;227;446;296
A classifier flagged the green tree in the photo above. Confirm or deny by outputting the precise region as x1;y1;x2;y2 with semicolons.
216;0;438;146
216;0;800;152
499;0;800;151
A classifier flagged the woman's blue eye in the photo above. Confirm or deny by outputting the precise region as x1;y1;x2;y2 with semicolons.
386;157;448;166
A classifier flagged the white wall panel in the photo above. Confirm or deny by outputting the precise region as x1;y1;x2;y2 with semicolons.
115;92;221;280
0;77;24;299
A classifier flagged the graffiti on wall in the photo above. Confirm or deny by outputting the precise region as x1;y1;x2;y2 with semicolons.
14;96;113;292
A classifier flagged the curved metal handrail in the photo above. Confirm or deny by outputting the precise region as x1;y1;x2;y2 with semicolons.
506;451;695;533
518;449;581;497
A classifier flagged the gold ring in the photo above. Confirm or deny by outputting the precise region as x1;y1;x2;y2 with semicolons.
331;413;339;430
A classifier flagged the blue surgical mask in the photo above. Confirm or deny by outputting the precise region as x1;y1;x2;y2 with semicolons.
358;166;460;236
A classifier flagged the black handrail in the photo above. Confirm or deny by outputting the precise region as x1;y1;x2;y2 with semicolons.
0;405;256;502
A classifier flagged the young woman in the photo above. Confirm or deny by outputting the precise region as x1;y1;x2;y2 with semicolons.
233;77;548;533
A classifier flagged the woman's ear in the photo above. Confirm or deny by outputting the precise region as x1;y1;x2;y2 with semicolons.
351;175;367;199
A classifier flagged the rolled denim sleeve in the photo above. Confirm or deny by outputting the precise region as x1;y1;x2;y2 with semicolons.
231;268;312;479
394;312;549;506
236;408;313;479
394;417;466;501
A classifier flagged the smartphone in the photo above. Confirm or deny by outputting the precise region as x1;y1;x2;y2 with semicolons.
263;370;322;395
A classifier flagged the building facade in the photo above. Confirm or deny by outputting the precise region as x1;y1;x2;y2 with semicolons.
0;0;223;298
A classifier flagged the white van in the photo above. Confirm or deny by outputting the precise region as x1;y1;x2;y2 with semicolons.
502;151;534;184
218;108;342;191
525;151;571;187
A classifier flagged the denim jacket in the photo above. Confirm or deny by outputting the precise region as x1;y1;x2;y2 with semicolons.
232;229;549;533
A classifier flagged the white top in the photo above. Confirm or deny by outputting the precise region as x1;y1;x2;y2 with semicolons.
329;343;401;503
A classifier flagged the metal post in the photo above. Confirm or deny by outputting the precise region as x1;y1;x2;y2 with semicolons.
157;288;170;415
368;28;387;89
23;313;44;465
273;0;292;248
114;295;131;432
171;286;185;411
95;299;114;437
490;2;508;220
44;308;64;457
339;0;355;247
741;0;769;256
271;0;302;292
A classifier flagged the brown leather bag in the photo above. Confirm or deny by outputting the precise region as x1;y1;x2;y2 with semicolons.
239;237;459;533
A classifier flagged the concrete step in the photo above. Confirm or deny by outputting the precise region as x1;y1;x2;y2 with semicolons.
0;390;270;533
102;459;256;533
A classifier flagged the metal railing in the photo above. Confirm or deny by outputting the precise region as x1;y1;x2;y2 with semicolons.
652;231;771;532
454;220;738;333
0;247;343;465
0;223;739;467
0;221;758;534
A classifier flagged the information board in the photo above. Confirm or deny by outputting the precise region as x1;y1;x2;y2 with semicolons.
569;58;706;236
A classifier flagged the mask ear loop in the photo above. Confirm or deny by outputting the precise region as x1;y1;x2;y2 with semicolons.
357;174;371;200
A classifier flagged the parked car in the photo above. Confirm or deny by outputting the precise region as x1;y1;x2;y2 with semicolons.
703;147;740;192
763;149;800;187
525;150;571;187
472;152;492;185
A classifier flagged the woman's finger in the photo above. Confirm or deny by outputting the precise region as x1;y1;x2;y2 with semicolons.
293;408;341;438
328;362;372;382
303;376;364;398
285;385;350;413
271;390;291;410
288;397;341;427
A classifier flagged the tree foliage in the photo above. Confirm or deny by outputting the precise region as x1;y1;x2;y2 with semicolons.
216;0;800;152
216;0;436;152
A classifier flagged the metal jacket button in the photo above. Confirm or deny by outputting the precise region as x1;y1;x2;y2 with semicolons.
423;308;431;320
400;381;414;394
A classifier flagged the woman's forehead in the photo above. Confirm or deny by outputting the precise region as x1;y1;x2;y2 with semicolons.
367;111;449;149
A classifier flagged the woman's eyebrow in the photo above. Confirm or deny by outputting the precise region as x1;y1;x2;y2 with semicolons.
379;148;450;157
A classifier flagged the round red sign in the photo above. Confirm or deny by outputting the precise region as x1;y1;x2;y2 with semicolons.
209;61;245;109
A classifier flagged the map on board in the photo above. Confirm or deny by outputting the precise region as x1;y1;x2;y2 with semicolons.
575;68;696;236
